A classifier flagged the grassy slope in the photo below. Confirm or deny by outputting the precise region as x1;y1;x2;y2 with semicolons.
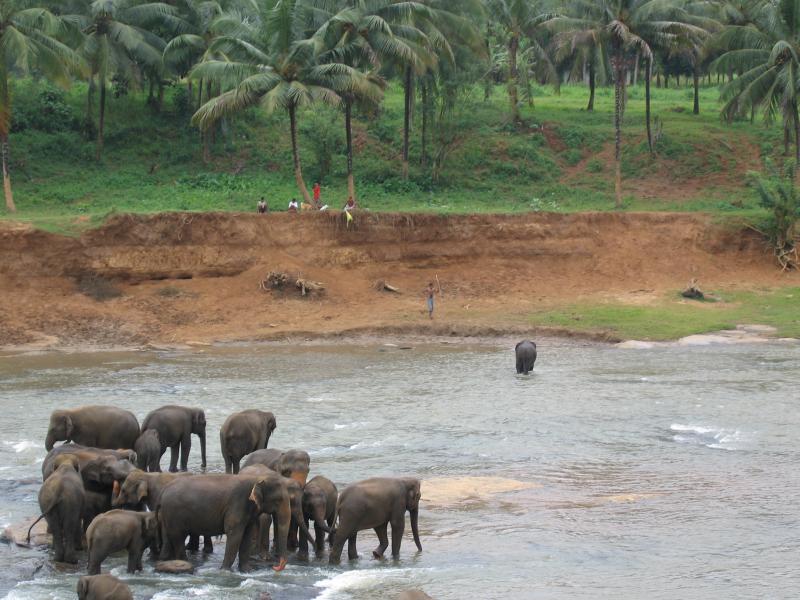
4;77;780;234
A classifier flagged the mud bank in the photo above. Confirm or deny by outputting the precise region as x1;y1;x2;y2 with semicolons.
0;211;793;348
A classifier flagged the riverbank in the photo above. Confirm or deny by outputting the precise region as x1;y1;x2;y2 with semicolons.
1;211;798;350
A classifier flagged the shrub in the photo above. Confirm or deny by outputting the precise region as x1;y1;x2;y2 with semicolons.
299;106;345;181
77;275;122;301
564;149;582;166
586;158;604;173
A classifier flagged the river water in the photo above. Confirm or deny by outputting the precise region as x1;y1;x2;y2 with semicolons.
0;339;798;600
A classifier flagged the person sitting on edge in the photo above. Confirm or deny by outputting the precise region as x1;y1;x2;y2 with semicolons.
257;198;268;214
312;182;321;209
288;198;299;213
343;196;357;212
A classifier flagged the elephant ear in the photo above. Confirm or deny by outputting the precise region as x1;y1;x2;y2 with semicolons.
192;410;206;430
515;342;521;350
248;481;264;509
64;415;74;440
136;480;149;503
406;480;421;510
81;458;103;486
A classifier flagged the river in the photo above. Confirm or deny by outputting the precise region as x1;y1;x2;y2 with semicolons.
0;339;798;599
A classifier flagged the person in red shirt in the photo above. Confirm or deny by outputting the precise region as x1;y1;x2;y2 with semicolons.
312;182;321;209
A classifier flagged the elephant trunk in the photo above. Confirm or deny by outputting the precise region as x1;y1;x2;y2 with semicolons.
410;508;422;552
289;471;307;487
199;431;207;470
45;432;55;451
295;510;315;546
313;504;332;533
272;501;291;572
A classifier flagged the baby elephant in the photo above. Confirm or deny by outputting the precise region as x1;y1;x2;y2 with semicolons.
77;574;133;600
330;477;421;563
300;475;337;555
515;340;537;374
86;509;158;575
36;454;85;564
134;429;161;472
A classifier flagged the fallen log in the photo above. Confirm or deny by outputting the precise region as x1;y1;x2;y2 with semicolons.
374;279;400;293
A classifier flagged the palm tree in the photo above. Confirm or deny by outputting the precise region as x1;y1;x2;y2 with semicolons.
0;0;84;212
713;0;800;172
550;0;706;207
192;0;370;204
551;23;608;111
67;0;180;161
484;0;558;123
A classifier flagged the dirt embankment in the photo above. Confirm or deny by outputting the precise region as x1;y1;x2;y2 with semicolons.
0;211;793;349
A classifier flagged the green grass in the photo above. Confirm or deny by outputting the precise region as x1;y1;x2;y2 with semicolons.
1;77;782;233
529;288;800;340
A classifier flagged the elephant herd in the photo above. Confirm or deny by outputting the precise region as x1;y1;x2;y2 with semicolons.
34;403;422;600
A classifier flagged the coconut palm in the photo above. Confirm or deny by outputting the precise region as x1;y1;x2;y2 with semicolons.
484;0;558;123
191;0;376;204
66;0;180;161
549;0;707;207
0;0;84;212
713;0;800;171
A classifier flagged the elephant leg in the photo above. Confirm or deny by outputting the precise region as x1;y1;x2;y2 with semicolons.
390;517;405;559
516;357;523;374
372;523;389;559
313;523;325;555
298;517;309;557
187;534;199;552
167;531;187;561
238;522;256;572
287;519;298;550
328;526;348;564
150;456;161;473
203;535;213;554
87;546;102;575
327;517;335;546
49;517;65;563
259;514;272;560
222;527;244;570
347;533;358;560
127;541;143;573
180;435;191;472
63;519;80;564
168;445;179;473
232;458;240;475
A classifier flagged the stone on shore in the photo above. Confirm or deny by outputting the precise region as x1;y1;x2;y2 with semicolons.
154;560;194;574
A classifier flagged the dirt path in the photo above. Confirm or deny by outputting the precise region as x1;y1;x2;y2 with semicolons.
0;211;795;349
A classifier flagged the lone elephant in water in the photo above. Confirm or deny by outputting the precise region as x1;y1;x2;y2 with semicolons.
515;340;537;374
141;405;207;472
45;406;139;451
220;410;276;474
86;509;158;575
329;477;422;563
77;574;133;600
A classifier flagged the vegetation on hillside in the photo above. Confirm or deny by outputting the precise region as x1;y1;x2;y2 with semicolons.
2;0;800;246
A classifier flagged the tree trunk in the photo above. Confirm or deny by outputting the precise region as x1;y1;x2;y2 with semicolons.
664;74;669;88
420;81;428;167
613;44;624;209
402;65;412;179
202;79;212;162
633;51;640;86
87;72;95;124
96;74;106;162
0;66;15;212
794;99;800;175
157;80;164;112
508;35;520;123
693;64;700;115
784;121;791;156
197;77;203;110
345;97;355;202
148;76;155;105
587;58;596;111
645;56;653;156
289;104;311;205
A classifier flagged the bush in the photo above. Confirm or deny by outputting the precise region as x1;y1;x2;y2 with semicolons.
11;86;80;133
586;158;604;173
564;149;582;166
299;106;345;181
77;275;122;301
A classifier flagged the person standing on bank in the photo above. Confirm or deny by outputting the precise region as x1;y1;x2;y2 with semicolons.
312;182;321;209
424;281;440;319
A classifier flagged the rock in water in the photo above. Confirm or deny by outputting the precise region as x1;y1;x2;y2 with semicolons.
2;517;50;548
397;591;434;600
154;560;194;574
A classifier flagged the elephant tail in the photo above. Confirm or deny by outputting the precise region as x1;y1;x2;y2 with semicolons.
26;514;46;543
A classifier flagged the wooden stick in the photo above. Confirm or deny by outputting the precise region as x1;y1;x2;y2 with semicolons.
435;274;443;298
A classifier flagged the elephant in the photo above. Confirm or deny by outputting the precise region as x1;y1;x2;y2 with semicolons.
112;469;212;554
77;574;133;600
239;465;315;559
329;477;422;564
220;410;276;474
300;475;337;556
242;448;310;486
158;472;291;571
134;429;161;472
515;340;537;374
42;445;136;482
83;489;112;534
36;455;85;563
86;509;158;575
141;405;207;472
45;406;139;451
